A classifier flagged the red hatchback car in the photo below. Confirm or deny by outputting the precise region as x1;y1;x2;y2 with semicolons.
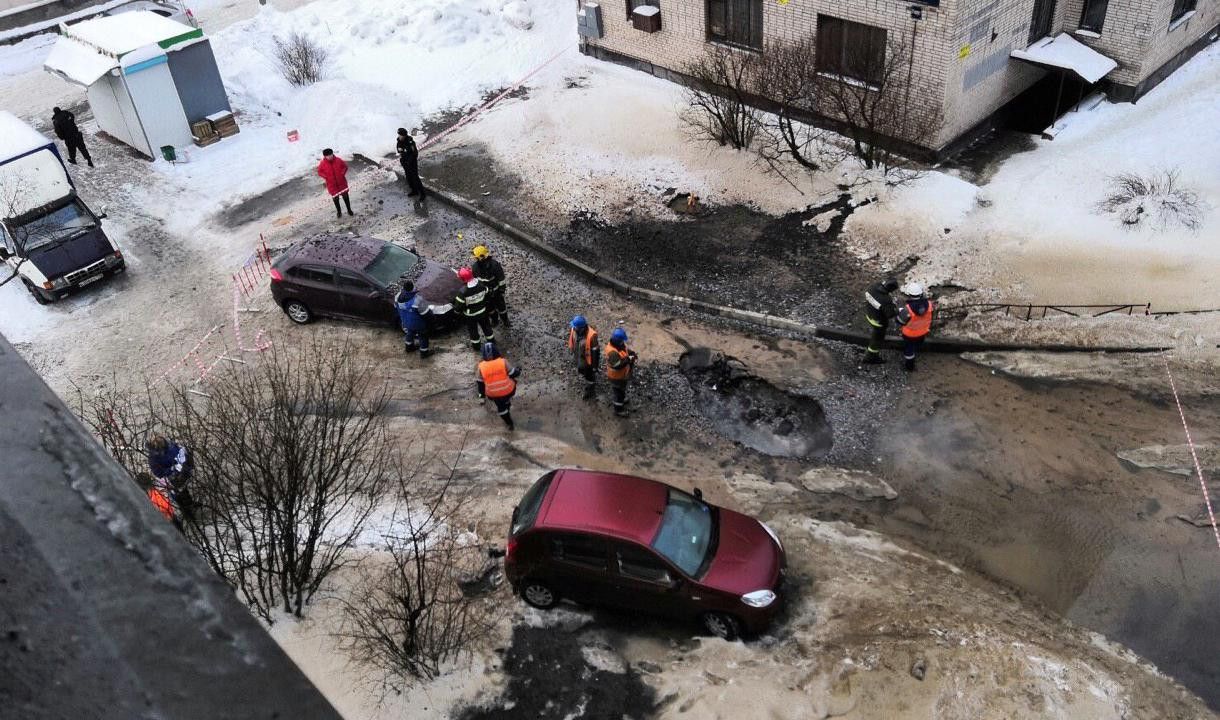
505;469;786;640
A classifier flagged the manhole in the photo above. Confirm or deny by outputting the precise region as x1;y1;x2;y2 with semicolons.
678;348;832;458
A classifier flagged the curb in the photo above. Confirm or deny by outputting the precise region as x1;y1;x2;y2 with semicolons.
365;156;1167;355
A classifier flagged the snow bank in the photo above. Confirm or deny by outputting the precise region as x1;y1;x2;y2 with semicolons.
138;0;567;234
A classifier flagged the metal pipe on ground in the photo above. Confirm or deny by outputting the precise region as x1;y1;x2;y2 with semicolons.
361;155;1169;355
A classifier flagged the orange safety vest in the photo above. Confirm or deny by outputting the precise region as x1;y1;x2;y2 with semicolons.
604;343;632;381
478;357;516;398
567;326;597;366
901;300;934;339
148;487;176;522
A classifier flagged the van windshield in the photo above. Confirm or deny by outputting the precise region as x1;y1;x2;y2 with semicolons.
364;243;419;288
12;199;96;252
651;489;714;577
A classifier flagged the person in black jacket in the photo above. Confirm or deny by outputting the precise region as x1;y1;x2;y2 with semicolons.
396;128;426;200
454;267;494;351
862;278;899;364
471;242;510;327
51;107;93;167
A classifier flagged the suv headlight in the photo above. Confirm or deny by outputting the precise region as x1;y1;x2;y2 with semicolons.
741;589;776;608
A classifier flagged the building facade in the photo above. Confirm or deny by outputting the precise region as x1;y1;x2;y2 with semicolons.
578;0;1218;155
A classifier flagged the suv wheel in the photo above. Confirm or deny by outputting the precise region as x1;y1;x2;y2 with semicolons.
23;280;50;305
701;612;741;641
283;299;312;324
521;580;559;610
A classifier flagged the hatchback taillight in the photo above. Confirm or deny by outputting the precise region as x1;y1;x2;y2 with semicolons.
506;537;518;559
269;268;284;282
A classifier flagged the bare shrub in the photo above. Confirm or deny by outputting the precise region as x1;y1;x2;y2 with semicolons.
337;443;504;691
79;337;394;622
273;32;328;86
815;38;940;183
1097;169;1203;231
754;37;843;174
680;45;761;150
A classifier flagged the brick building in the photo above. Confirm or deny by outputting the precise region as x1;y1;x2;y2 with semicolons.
577;0;1219;156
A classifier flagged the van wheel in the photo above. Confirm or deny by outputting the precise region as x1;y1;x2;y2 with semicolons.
283;299;312;324
23;280;50;305
701;612;741;641
521;580;559;610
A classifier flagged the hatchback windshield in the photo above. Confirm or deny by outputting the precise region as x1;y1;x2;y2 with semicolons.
12;199;96;252
651;489;714;577
363;243;419;287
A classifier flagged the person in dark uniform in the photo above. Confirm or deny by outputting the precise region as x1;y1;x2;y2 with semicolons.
396;128;427;200
454;267;494;351
862;278;899;364
51;107;93;167
471;242;509;327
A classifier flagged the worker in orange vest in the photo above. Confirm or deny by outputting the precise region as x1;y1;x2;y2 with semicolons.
147;483;182;531
567;315;600;399
896;283;934;372
477;342;521;430
604;327;637;417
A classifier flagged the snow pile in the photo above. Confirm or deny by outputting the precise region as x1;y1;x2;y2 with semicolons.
137;0;567;234
850;42;1220;309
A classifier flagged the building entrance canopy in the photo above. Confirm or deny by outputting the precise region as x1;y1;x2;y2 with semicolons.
1011;33;1118;83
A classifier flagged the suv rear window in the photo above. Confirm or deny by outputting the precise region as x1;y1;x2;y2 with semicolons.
511;471;554;536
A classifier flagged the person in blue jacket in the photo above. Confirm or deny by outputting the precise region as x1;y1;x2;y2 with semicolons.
395;281;431;357
147;434;194;520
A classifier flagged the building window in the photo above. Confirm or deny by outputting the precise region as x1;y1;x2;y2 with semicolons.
1079;0;1108;32
626;0;659;20
1170;0;1196;23
706;0;763;51
816;15;887;87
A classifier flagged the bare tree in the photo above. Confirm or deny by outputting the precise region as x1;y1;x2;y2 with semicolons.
0;175;38;289
1097;168;1203;231
815;38;940;182
753;37;843;175
78;337;394;622
337;442;504;692
680;45;761;150
273;32;329;86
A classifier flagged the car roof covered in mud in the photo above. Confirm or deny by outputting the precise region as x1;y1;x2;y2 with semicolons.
537;469;670;545
290;233;382;268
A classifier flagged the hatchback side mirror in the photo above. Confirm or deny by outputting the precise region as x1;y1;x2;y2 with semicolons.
0;247;9;260
693;487;703;500
97;206;108;220
368;289;383;300
665;574;683;591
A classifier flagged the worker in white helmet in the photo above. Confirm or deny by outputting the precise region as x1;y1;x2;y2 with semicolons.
896;283;934;372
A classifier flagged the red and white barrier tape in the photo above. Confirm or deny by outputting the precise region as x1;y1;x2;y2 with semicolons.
419;44;572;152
1159;350;1220;551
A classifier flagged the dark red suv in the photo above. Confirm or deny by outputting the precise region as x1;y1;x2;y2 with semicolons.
505;469;786;639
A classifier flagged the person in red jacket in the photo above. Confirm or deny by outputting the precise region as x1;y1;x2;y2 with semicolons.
316;148;353;218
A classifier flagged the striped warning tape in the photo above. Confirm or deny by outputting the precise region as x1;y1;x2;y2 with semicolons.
1159;350;1220;552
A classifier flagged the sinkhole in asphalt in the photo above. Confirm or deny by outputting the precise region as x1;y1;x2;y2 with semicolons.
678;347;833;458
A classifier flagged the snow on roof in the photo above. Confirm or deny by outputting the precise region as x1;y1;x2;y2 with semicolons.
632;4;659;15
62;10;196;57
1011;33;1118;84
44;35;117;86
0;111;52;159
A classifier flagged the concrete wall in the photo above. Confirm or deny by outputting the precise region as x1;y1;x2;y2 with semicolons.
0;0;99;33
1060;0;1219;90
584;0;970;151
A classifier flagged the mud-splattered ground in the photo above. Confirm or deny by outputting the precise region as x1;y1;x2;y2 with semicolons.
13;123;1219;715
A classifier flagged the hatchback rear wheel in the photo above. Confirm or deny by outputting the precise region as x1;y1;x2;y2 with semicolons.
283;299;312;324
701;612;741;641
521;580;559;610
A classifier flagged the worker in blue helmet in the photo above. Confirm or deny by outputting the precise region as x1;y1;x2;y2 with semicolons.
566;315;600;399
603;327;637;417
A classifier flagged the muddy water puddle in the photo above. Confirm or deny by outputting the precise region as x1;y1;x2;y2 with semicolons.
872;356;1220;709
679;348;832;458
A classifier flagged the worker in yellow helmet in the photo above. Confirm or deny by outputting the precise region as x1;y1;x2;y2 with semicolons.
471;241;509;327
